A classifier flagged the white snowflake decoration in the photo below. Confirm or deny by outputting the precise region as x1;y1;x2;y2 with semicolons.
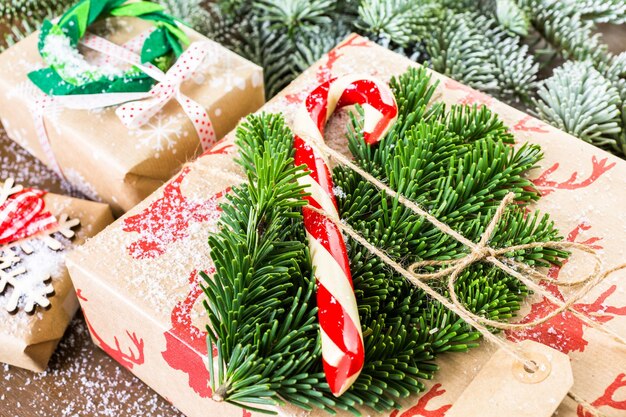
129;113;186;155
0;178;23;206
0;253;52;313
0;178;80;313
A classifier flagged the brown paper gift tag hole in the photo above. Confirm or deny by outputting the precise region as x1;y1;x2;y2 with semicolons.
445;340;573;417
514;352;551;384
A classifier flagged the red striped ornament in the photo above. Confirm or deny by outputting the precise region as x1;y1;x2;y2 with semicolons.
0;187;57;246
292;75;398;396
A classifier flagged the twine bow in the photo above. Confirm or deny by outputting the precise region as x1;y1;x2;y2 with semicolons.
408;192;611;331
314;143;626;348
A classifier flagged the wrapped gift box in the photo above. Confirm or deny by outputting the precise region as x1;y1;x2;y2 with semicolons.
1;185;113;372
0;17;264;216
66;35;626;417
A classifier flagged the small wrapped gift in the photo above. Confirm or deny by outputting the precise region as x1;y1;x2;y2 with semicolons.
67;35;626;417
0;0;264;216
0;178;113;372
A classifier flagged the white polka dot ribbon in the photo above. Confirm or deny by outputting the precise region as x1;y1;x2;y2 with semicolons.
28;33;217;181
80;35;217;151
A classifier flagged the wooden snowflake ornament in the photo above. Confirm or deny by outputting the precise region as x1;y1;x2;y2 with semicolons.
0;178;80;313
0;252;54;313
0;178;23;206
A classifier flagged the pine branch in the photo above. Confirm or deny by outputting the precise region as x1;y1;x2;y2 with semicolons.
218;17;298;97
0;0;74;51
490;27;539;102
424;10;538;102
495;0;531;36
520;0;607;63
574;0;626;24
533;60;624;154
331;67;566;407
205;67;567;415
205;114;368;414
355;0;419;48
425;11;499;93
254;0;335;36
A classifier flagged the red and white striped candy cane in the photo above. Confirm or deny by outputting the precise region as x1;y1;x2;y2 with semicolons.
292;75;398;396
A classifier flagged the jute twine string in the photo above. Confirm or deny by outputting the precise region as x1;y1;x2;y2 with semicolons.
305;200;620;417
321;143;626;347
309;142;626;417
308;201;613;417
192;137;623;416
568;391;609;417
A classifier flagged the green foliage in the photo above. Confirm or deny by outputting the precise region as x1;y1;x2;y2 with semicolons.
256;0;334;36
0;0;74;51
574;0;626;24
203;114;343;413
423;9;539;101
534;61;625;154
204;67;567;414
231;19;299;97
356;0;418;47
159;0;215;36
495;0;530;36
519;0;605;62
425;11;499;93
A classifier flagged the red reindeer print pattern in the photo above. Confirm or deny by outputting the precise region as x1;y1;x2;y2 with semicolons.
284;34;372;105
77;290;145;370
513;115;550;134
161;270;215;398
443;79;493;106
123;167;226;259
506;223;626;353
577;373;626;417
532;156;616;196
389;384;452;417
200;139;234;157
316;34;371;84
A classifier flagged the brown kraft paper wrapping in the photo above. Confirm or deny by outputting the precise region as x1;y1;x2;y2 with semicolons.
1;190;113;372
66;35;626;417
0;17;265;216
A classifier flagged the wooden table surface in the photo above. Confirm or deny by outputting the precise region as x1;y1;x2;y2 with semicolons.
0;21;624;417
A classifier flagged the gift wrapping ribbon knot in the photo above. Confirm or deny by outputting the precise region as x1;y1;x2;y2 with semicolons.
111;41;217;150
310;142;626;348
0;179;57;245
308;185;626;417
407;192;614;331
31;33;217;179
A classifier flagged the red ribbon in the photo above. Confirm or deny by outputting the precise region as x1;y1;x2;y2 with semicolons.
0;188;58;245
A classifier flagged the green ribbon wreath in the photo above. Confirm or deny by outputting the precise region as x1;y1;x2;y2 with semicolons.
28;0;190;96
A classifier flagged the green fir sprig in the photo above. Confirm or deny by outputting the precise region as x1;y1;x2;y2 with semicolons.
0;0;74;51
203;67;567;415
